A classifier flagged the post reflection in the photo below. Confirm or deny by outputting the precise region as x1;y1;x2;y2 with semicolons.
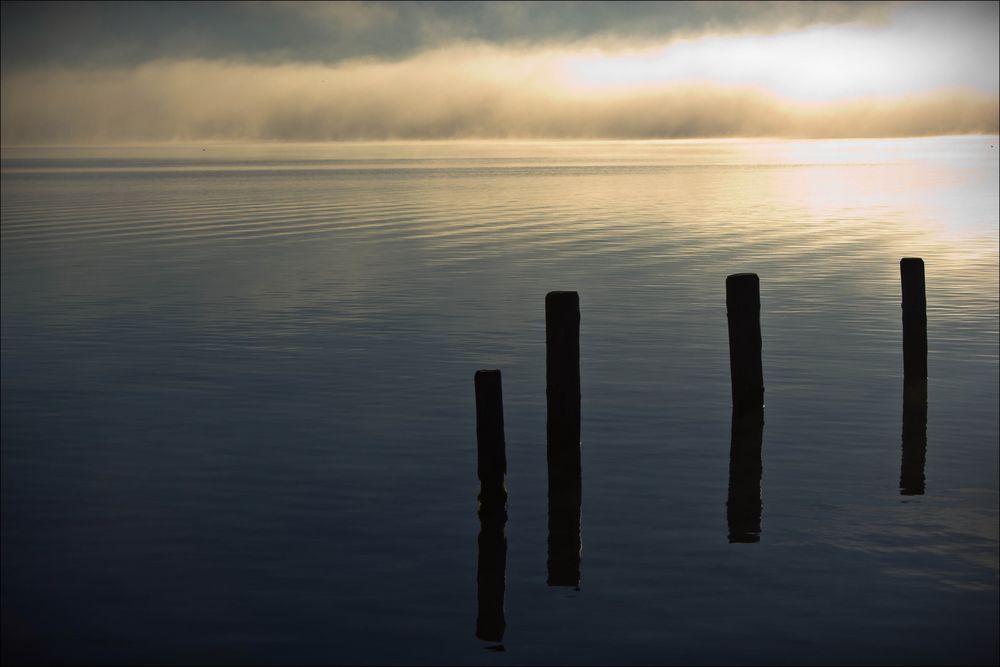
546;407;582;588
900;380;928;496
476;504;507;644
727;409;764;544
547;465;582;588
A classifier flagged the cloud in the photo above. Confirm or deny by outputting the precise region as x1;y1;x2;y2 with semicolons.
1;2;995;143
1;1;896;69
2;47;996;144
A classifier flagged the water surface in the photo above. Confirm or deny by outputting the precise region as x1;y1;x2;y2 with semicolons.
2;138;998;665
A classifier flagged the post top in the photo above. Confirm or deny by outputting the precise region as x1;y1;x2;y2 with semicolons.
546;290;580;308
726;272;760;308
475;369;502;379
900;257;924;266
726;273;759;283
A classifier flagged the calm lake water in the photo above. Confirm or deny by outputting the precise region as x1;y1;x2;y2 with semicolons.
2;138;998;665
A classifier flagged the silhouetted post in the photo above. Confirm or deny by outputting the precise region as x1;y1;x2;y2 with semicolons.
476;509;507;643
545;291;582;588
901;258;927;383
546;291;581;479
726;274;764;413
900;380;928;495
475;370;507;508
727;409;764;543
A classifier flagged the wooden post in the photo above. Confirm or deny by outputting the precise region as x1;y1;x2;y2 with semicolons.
546;291;581;479
545;291;582;588
900;258;927;383
726;273;764;413
475;370;507;508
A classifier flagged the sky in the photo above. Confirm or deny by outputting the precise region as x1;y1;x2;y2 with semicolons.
1;1;997;144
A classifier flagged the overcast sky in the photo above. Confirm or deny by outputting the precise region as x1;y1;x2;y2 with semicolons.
1;1;997;143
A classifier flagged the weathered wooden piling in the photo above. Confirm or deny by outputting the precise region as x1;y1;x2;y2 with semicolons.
900;380;928;496
546;291;581;479
726;273;764;413
545;291;582;588
900;258;927;383
727;409;764;543
475;369;507;507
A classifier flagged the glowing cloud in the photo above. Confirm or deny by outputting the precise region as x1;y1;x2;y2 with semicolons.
561;3;998;102
0;1;996;143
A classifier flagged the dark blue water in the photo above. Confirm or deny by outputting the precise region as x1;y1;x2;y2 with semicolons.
2;138;998;665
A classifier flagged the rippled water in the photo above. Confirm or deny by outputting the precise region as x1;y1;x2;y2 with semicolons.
2;138;998;665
